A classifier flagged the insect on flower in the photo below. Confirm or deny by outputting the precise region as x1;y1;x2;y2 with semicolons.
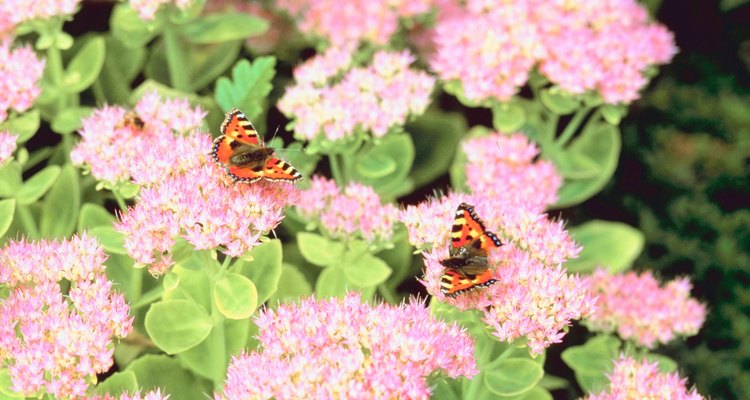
439;202;503;297
211;108;302;183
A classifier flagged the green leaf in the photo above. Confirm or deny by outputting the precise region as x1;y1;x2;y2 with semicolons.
644;353;678;373
561;335;620;393
268;264;312;304
351;133;415;200
183;13;269;44
600;104;627;125
566;220;645;273
407;110;466;188
492;102;526;132
0;368;24;398
50;106;92;134
190;40;242;91
521;387;553;400
0;199;15;238
484;358;544;396
297;232;345;267
95;371;138;395
550;151;599;180
721;0;750;10
177;317;250;380
78;203;115;230
93;35;146;103
540;88;580;115
215;57;276;121
343;253;392;287
355;152;397;178
214;273;258;319
111;3;162;48
234;239;282;303
15;165;59;205
89;225;128;255
63;37;105;93
126;354;211;399
144;299;213;354
538;375;569;390
555;124;621;208
0;162;22;197
40;164;80;238
316;266;349;298
0;110;39;143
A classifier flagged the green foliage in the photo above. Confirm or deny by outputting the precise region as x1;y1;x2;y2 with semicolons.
561;335;620;393
566;220;645;273
145;299;213;354
483;359;544;396
215;57;276;120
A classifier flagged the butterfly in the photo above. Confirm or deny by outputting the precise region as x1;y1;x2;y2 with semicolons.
439;202;503;297
211;108;303;183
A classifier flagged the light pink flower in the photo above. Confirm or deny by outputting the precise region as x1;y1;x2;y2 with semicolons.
71;91;206;185
0;40;44;122
0;131;17;164
0;235;133;398
274;0;431;46
85;388;170;400
129;0;194;20
296;176;398;245
0;0;80;35
279;50;434;141
585;269;706;348
584;356;703;400
217;293;477;400
115;133;299;275
463;132;562;212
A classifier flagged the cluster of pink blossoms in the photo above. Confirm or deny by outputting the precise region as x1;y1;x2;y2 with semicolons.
430;0;676;104
274;0;431;46
585;268;706;348
296;176;398;245
71;91;206;185
0;235;133;398
462;132;562;212
278;49;434;141
85;389;170;400
129;0;193;20
0;131;17;164
218;293;477;400
0;0;80;36
585;356;703;400
0;40;44;122
401;193;594;354
115;132;299;275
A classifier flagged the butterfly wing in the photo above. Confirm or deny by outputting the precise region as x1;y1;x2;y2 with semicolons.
211;108;262;165
450;202;503;256
440;269;498;298
262;157;303;182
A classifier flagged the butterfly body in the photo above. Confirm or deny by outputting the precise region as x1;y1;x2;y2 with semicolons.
439;203;503;297
211;108;302;183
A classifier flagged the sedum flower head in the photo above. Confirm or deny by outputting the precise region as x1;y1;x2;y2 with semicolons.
279;49;434;141
296;176;399;245
71;91;206;185
0;40;44;122
115;133;299;275
462;132;562;212
0;0;80;35
217;293;477;400
84;388;170;400
129;0;194;20
584;356;704;400
0;235;133;398
0;131;17;164
585;269;706;348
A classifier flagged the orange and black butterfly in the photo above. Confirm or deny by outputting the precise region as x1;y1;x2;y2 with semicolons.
211;108;302;183
439;203;503;297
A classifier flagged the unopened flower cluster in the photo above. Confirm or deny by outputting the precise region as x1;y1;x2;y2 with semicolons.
218;293;477;400
0;235;132;398
279;49;434;141
0;131;16;164
296;175;398;245
0;40;44;122
585;268;706;348
584;356;703;400
430;0;676;104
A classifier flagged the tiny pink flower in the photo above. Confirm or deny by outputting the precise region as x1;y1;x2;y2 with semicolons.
0;40;44;122
129;0;195;20
85;388;170;400
0;131;17;164
0;235;133;398
0;0;80;34
279;50;434;141
584;356;704;400
217;293;477;400
585;269;707;348
296;176;398;246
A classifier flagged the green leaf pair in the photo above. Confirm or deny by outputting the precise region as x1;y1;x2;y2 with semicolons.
566;220;645;273
350;133;416;200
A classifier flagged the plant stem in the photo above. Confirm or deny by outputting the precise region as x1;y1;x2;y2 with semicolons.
46;43;66;113
163;24;190;91
209;255;232;390
16;205;40;239
329;154;346;185
377;284;398;304
556;107;592;148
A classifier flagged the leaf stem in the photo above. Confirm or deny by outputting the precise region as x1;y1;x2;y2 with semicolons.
377;284;398;304
163;23;190;91
329;154;346;185
556;107;593;149
46;42;66;113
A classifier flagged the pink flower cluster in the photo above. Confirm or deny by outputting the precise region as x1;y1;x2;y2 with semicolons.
0;0;80;36
0;235;133;398
274;0;431;46
0;40;44;122
402;193;593;354
296;176;398;245
430;0;676;104
0;131;17;164
129;0;193;20
115;133;299;275
85;389;170;400
72;91;206;185
217;293;477;400
585;269;706;348
279;50;434;141
585;356;703;400
463;132;562;212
